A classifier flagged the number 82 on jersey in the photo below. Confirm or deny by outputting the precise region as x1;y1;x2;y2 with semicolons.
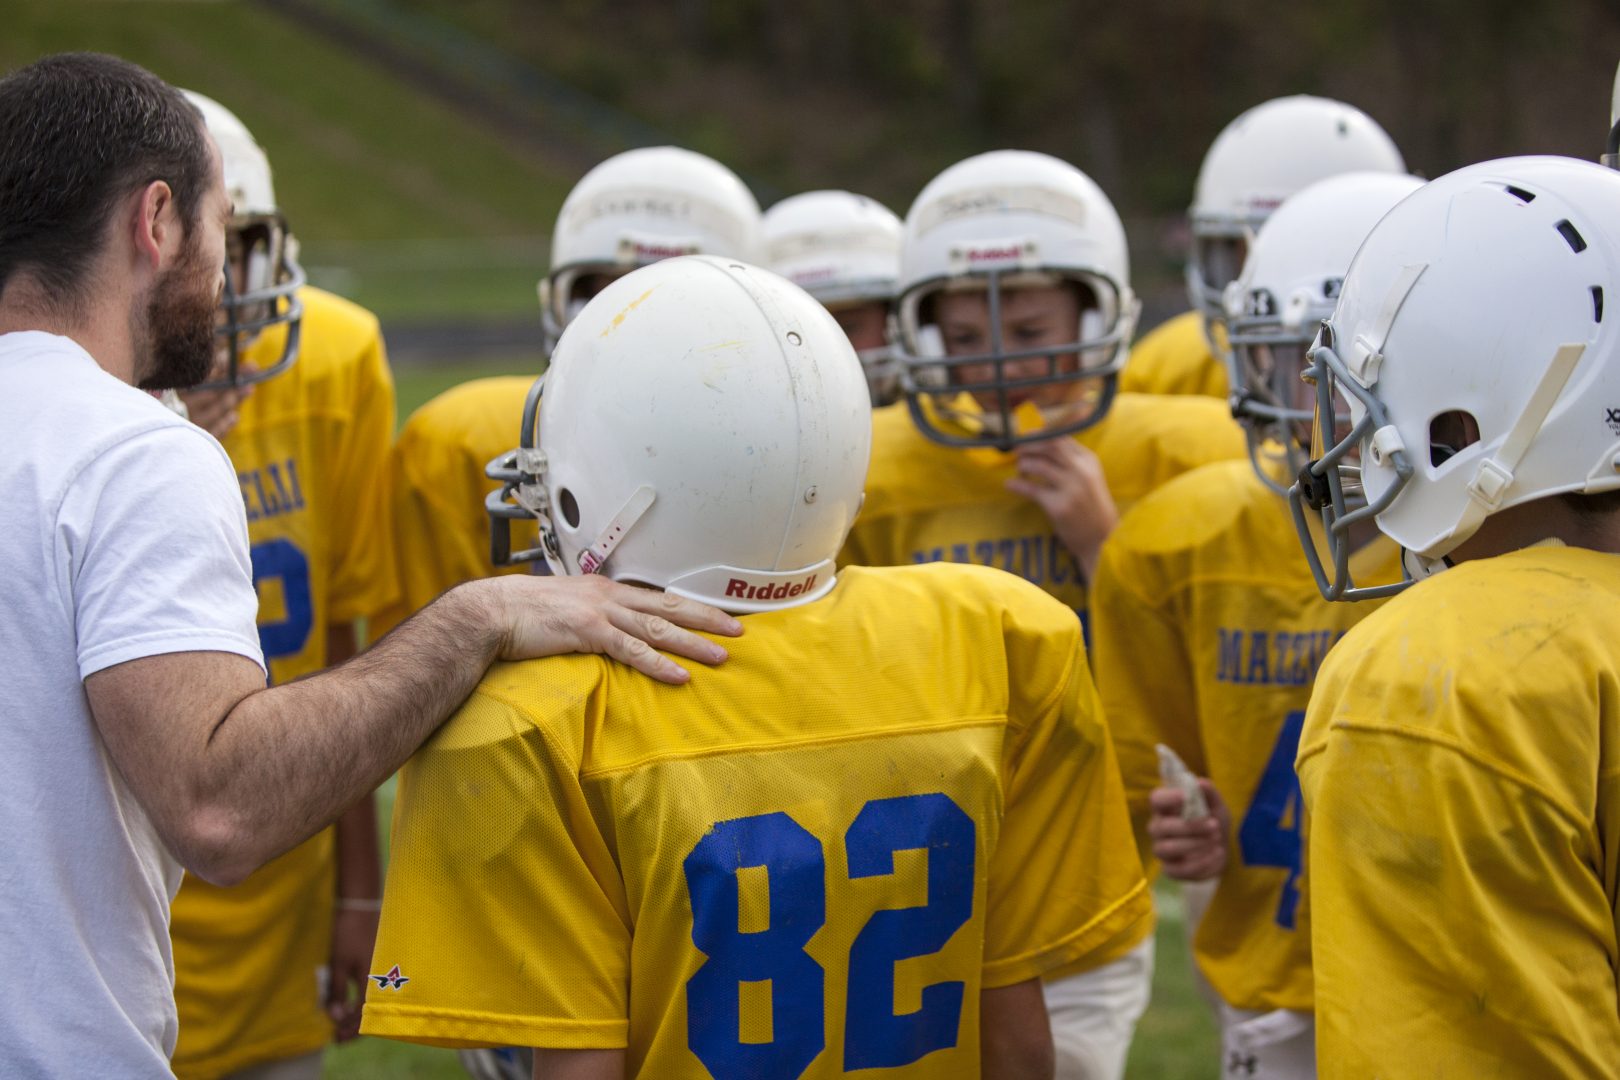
684;792;976;1079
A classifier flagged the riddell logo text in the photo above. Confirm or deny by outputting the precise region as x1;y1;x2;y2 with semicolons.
966;245;1022;264
725;574;817;600
634;242;695;261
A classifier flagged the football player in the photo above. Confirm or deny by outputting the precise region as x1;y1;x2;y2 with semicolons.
838;148;1242;1079
1292;156;1620;1075
1092;171;1421;1079
371;146;762;636
361;255;1150;1079
763;189;903;405
167;92;397;1080
1122;96;1405;400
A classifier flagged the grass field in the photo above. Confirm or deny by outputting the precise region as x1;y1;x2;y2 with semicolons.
0;2;572;322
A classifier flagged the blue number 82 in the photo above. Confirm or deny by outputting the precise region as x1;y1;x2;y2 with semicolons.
683;793;976;1079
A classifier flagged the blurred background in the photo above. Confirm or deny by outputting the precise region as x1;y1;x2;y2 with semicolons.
5;2;1617;1076
6;0;1617;380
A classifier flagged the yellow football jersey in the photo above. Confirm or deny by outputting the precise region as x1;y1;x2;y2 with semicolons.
1119;310;1229;399
1092;459;1400;1014
370;375;537;637
841;394;1244;627
1299;544;1620;1077
170;287;398;1079
362;563;1149;1078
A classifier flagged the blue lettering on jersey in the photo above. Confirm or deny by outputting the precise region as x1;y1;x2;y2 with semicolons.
685;794;976;1077
911;532;1081;590
238;458;307;523
1214;628;1345;687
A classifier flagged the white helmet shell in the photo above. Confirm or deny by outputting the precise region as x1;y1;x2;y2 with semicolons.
894;150;1139;448
1188;96;1404;335
532;255;871;612
762;190;902;306
540;147;763;349
1294;156;1620;599
1223;171;1423;492
183;89;277;219
764;190;903;405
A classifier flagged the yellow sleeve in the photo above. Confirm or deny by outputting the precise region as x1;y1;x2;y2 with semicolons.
325;320;399;624
983;602;1150;987
371;403;528;637
1303;726;1620;1076
1091;527;1203;869
361;685;630;1050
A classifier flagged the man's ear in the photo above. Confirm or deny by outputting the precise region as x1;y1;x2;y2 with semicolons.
130;179;177;272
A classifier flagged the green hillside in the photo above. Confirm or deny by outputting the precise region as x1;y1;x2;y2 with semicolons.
0;0;574;320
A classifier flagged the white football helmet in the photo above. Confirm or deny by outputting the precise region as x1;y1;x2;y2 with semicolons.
1293;156;1620;601
1188;96;1404;353
182;90;304;387
763;190;903;405
538;147;763;351
895;150;1139;449
489;255;870;612
1223;171;1422;494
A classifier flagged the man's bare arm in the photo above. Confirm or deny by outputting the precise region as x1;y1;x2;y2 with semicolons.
532;1048;624;1080
85;575;741;885
982;978;1055;1080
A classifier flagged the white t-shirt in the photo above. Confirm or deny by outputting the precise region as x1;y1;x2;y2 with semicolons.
0;332;264;1077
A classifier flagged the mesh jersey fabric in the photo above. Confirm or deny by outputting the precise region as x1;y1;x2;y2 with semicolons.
1119;310;1229;399
1093;458;1401;1012
1299;544;1620;1076
361;562;1149;1078
371;375;536;637
840;393;1244;617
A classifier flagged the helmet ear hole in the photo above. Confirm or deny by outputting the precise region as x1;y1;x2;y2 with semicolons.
1428;410;1481;467
559;488;582;529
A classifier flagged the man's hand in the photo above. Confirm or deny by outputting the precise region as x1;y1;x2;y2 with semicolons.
476;574;744;684
1147;779;1230;881
327;905;379;1042
1004;436;1117;581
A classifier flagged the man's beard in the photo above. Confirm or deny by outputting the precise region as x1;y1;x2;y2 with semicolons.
135;249;220;392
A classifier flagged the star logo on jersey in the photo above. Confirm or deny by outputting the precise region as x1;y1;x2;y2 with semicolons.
369;964;410;991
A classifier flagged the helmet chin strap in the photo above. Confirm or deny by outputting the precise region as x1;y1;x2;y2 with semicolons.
1444;341;1587;556
576;485;656;575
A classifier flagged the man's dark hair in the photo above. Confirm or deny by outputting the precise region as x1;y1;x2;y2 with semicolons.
0;53;211;316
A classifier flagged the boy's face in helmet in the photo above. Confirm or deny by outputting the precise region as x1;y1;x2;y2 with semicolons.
827;300;889;352
934;283;1096;419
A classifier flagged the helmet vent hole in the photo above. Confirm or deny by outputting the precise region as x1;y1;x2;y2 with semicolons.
1556;220;1587;254
1594;286;1606;323
559;488;581;528
1504;185;1536;204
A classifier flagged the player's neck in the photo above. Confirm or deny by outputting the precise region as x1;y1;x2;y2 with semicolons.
1450;495;1620;564
1343;514;1383;554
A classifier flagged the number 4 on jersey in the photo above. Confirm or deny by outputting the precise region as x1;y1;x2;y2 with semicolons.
1238;710;1305;930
